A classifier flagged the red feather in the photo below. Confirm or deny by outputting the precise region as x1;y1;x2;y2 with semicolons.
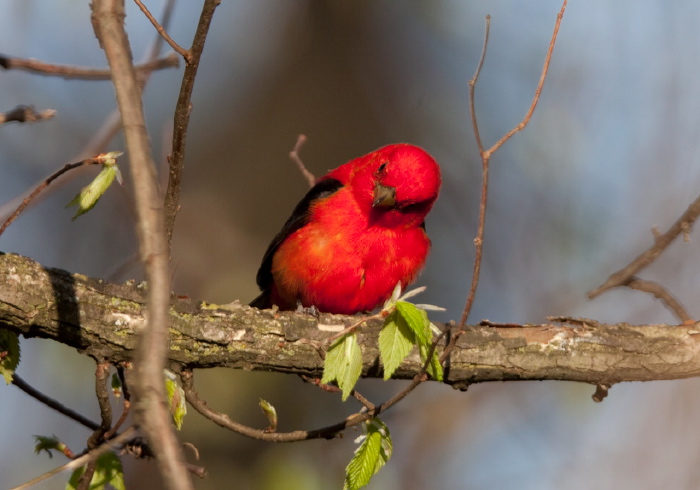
251;143;441;314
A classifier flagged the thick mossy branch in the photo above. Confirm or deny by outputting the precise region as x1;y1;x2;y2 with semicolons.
1;252;699;387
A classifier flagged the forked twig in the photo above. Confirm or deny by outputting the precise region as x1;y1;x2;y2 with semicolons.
444;0;568;360
289;134;316;187
588;193;700;301
626;277;692;323
133;0;189;60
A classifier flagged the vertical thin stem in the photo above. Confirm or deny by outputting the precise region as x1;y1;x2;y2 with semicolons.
91;1;192;489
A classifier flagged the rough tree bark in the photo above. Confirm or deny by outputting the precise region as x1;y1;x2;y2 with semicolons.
1;251;699;390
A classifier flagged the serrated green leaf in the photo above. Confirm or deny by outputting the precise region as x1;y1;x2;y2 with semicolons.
378;311;415;380
395;301;431;347
67;452;125;490
344;418;392;490
322;333;362;401
0;330;20;384
33;435;62;458
164;370;187;430
66;164;118;220
419;343;444;382
259;398;278;432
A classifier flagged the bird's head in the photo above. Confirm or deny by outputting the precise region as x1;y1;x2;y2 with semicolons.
323;144;441;228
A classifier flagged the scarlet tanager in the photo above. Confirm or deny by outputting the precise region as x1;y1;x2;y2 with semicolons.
250;143;441;314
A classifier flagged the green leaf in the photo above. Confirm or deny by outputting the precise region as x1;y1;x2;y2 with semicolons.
395;301;432;347
259;398;278;432
419;342;444;382
164;370;187;430
33;435;63;458
0;330;20;384
66;164;119;220
322;333;362;401
344;418;393;490
67;452;125;490
378;311;415;380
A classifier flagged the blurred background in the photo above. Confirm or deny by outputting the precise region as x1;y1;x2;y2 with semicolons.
2;1;700;489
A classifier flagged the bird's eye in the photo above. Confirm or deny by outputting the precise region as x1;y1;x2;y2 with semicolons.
375;162;388;175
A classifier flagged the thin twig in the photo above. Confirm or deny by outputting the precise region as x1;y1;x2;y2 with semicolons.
75;460;97;490
458;14;493;330
0;105;56;125
163;0;221;247
0;52;178;80
133;0;190;60
92;1;192;489
0;158;102;238
182;325;446;442
104;399;131;440
589;193;700;298
78;364;113;489
9;427;137;490
326;312;384;346
88;363;113;448
442;1;567;361
181;369;372;442
289;134;316;187
626;277;692;323
467;16;490;156
483;0;567;160
300;374;376;411
11;374;100;431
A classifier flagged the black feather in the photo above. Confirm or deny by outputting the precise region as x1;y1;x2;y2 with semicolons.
252;178;344;305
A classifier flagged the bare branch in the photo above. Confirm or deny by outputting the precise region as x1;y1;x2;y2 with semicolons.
483;0;568;159
91;1;191;489
133;0;189;60
88;363;113;448
467;15;490;156
2;253;699;387
182;369;384;442
289;134;316;188
0;157;104;238
446;1;568;361
11;374;100;431
0;52;178;80
589;192;700;298
163;0;221;247
626;277;692;323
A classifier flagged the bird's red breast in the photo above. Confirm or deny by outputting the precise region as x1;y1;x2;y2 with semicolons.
251;143;441;314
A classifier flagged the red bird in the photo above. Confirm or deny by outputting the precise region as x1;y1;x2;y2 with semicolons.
251;143;441;314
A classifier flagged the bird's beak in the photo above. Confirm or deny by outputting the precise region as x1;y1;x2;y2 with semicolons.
373;182;396;208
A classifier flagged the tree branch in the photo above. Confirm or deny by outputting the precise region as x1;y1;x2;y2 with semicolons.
1;252;698;389
0;52;178;79
91;1;190;489
163;0;221;247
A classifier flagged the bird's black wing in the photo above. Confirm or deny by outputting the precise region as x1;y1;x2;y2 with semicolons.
250;178;344;307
